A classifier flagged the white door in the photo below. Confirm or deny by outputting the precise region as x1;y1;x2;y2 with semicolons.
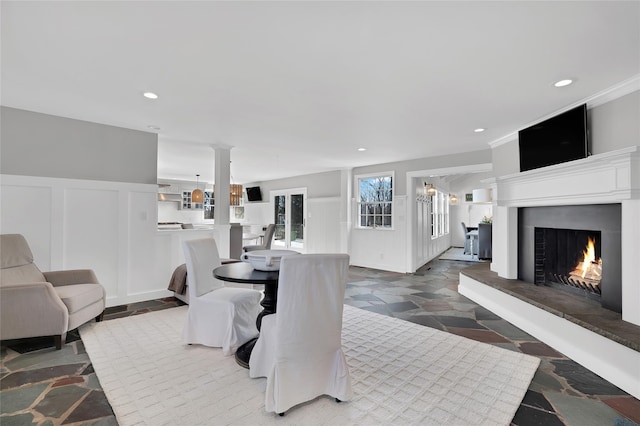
271;188;306;252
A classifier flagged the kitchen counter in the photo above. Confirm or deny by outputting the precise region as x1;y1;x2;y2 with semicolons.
157;224;215;231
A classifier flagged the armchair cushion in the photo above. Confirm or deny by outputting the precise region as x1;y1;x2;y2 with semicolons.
55;284;105;314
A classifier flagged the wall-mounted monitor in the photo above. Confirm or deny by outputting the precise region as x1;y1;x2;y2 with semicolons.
518;104;589;172
246;186;262;202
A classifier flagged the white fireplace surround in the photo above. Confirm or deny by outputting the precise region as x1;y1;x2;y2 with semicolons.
459;145;640;399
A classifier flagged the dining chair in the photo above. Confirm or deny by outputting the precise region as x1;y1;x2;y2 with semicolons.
182;238;262;355
243;224;276;252
249;253;352;415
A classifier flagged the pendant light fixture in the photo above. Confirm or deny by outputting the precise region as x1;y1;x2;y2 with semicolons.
424;183;436;196
230;184;243;206
192;174;204;203
229;161;242;206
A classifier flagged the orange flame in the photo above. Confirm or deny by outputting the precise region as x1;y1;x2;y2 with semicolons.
578;237;597;278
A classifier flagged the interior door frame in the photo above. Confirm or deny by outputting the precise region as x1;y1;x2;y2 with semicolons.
270;187;307;252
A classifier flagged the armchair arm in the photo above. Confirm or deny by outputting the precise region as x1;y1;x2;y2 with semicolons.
43;269;99;286
0;282;68;340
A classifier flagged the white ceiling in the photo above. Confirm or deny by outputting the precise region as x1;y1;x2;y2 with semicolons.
2;1;639;184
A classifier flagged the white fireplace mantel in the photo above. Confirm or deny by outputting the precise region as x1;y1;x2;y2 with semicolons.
490;145;640;325
496;146;639;208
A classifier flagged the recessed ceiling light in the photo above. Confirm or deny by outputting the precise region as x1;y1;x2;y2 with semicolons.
554;79;573;87
357;147;367;152
147;125;160;131
143;92;158;99
474;128;485;133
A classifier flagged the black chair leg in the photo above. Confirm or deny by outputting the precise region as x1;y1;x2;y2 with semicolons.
278;413;284;417
336;398;342;403
95;311;105;322
54;334;63;350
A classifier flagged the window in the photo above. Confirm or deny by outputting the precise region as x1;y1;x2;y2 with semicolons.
356;173;393;229
429;188;450;238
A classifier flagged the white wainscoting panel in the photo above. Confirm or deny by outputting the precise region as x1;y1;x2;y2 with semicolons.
350;196;407;273
306;197;341;254
64;188;120;300
0;183;53;271
128;191;162;297
1;175;161;307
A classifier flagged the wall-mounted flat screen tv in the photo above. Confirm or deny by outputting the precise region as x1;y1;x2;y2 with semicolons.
518;104;589;172
246;186;262;202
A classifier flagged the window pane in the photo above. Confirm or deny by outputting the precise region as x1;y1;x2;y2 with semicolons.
357;174;393;228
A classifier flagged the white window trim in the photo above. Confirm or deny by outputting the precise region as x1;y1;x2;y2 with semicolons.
355;171;395;230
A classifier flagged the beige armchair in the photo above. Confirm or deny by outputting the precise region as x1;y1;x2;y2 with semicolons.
0;234;106;349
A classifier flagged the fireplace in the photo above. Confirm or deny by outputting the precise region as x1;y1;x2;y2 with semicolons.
518;204;622;312
458;146;640;399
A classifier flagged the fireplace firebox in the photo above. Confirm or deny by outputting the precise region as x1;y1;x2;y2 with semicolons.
534;227;602;300
518;204;621;313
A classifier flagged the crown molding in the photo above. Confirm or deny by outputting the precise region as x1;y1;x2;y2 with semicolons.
489;74;640;149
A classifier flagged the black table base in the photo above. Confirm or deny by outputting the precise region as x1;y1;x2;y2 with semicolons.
235;281;278;368
235;338;256;368
212;262;280;370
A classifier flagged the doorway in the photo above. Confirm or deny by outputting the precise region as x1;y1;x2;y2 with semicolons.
271;188;306;251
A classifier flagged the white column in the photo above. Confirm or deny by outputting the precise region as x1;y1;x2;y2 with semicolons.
339;168;352;255
212;146;231;258
491;205;518;279
214;147;231;225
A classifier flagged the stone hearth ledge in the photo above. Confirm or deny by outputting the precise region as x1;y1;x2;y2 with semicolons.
459;262;640;399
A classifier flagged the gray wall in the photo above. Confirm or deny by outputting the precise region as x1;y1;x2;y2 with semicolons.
353;149;492;196
589;91;640;155
491;139;520;177
1;107;157;184
245;169;342;199
491;90;640;176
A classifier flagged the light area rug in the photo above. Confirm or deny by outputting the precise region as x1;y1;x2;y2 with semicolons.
439;247;487;262
80;305;539;426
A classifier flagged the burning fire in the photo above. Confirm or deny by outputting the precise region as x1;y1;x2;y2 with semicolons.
570;237;602;285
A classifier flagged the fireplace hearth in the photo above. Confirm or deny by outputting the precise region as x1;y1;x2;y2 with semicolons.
519;204;621;313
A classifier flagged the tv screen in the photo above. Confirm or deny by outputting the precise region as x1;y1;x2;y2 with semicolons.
518;104;588;172
246;186;262;202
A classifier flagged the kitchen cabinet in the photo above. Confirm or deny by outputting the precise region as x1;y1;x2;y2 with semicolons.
182;191;202;210
182;190;214;210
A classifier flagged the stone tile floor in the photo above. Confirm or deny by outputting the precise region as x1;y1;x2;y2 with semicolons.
1;258;639;425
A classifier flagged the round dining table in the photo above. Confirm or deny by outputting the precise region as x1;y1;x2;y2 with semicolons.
213;262;279;368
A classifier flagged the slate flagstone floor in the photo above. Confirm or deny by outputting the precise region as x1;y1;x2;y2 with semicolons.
1;257;639;425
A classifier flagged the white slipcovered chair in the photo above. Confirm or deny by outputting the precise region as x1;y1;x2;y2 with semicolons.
182;238;262;355
249;253;352;415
